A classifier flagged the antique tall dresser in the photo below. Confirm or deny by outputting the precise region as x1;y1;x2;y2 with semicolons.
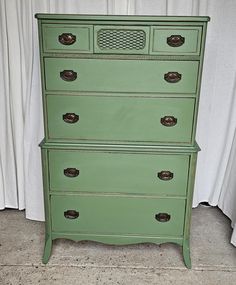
36;14;210;268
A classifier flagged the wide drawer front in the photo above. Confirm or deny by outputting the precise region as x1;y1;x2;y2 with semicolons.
46;95;195;144
51;195;186;236
48;150;189;196
44;58;199;94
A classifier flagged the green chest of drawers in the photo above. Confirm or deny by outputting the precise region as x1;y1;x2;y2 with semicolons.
36;14;210;268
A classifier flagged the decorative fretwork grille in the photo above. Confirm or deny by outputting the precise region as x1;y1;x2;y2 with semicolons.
97;29;146;50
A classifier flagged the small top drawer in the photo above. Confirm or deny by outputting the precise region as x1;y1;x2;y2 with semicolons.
42;24;93;53
94;25;150;54
150;26;202;55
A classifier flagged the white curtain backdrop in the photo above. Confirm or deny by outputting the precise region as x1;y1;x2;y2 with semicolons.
0;0;236;246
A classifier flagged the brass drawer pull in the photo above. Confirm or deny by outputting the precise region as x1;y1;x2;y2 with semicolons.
58;33;76;45
64;168;80;177
63;113;79;124
161;116;177;127
64;210;79;219
60;70;77;81
167;35;185;47
155;213;171;222
158;171;174;181
164;72;182;83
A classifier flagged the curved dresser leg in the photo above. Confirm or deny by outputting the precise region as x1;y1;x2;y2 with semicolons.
42;235;52;264
183;239;192;269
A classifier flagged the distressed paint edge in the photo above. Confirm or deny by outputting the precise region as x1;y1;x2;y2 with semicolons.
35;14;210;22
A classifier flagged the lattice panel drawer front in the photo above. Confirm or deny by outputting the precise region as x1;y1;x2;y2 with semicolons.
94;25;150;54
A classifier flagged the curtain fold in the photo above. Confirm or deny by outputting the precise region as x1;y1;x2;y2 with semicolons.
0;0;236;245
0;0;24;210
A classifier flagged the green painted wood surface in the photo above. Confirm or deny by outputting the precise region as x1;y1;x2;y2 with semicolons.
44;58;199;94
42;24;93;53
35;14;210;22
40;140;200;153
150;26;202;55
51;194;186;236
40;147;52;264
51;232;183;245
183;151;198;269
46;95;195;144
48;149;190;196
190;22;208;149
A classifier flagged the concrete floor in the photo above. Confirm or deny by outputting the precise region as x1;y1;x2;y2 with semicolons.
0;206;236;285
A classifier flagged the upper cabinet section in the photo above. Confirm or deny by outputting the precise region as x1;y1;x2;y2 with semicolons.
37;14;209;56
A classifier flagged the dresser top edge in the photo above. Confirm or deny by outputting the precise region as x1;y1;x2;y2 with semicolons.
35;14;210;22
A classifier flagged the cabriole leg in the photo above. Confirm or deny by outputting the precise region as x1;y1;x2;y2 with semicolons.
42;234;52;264
183;239;191;269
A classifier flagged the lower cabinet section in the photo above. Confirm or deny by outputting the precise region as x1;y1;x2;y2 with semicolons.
51;194;186;236
40;142;199;268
